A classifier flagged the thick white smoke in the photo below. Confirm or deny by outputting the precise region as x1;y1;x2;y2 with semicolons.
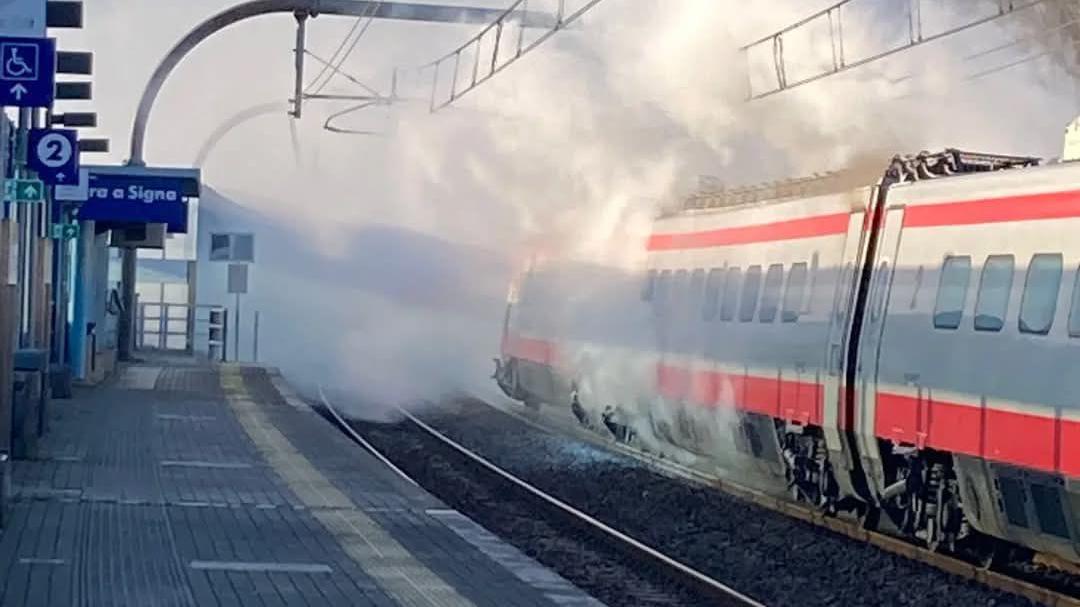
57;1;1079;418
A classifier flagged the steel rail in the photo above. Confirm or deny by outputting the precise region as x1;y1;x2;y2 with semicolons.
398;407;766;607
317;392;763;606
317;388;419;486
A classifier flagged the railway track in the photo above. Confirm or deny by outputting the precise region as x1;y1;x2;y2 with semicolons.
318;394;763;607
483;397;1080;607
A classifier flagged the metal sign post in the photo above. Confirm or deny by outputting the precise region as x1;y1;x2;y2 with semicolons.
226;263;248;362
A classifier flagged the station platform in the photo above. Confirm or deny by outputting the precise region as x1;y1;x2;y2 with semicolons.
0;355;602;607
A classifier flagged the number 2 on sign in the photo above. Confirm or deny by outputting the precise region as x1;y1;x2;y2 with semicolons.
36;133;72;168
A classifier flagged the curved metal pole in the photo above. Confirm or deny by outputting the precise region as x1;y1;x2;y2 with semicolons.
127;0;557;165
193;101;292;167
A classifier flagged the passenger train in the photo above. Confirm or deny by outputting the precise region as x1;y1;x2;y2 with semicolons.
494;149;1080;566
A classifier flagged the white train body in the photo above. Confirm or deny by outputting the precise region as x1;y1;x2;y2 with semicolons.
497;151;1080;564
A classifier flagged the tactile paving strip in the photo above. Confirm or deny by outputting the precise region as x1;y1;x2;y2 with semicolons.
220;367;476;607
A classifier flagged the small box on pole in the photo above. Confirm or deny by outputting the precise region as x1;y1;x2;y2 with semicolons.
56;50;90;75
75;138;106;153
45;1;81;29
55;81;89;100
51;111;94;127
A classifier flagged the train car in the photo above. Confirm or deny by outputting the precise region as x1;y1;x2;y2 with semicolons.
495;258;653;416
496;150;1080;566
857;157;1080;562
643;182;877;506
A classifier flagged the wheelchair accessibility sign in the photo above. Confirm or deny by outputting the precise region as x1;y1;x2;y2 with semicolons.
0;36;54;107
2;43;37;80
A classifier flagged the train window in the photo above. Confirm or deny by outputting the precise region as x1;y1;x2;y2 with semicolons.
1019;254;1063;335
783;262;809;322
974;255;1014;332
739;265;763;322
802;253;818;314
641;270;657;302
653;270;672;317
835;263;854;322
703;268;724;321
870;261;890;322
933;256;971;330
910;266;924;310
719;267;742;321
672;270;690;317
759;264;784;323
1068;266;1080;337
689;269;707;317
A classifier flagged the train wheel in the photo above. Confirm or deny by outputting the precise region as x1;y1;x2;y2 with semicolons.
571;394;592;429
860;503;881;531
970;541;1001;570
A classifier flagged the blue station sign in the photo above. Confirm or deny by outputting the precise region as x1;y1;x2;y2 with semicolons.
0;36;55;107
75;166;201;233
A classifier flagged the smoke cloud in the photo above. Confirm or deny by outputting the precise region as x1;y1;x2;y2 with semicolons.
58;1;1079;418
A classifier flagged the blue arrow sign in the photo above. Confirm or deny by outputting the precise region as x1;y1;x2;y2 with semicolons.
28;128;77;184
0;36;54;107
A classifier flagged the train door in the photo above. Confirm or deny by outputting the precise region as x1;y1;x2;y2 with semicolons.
822;212;867;449
821;208;873;501
855;206;905;496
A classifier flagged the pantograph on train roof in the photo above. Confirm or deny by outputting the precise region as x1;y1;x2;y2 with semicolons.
672;149;1043;215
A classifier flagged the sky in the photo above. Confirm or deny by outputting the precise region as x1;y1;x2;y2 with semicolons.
49;0;1080;412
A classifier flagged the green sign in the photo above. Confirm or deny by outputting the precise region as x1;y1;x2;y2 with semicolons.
4;179;44;203
50;223;79;241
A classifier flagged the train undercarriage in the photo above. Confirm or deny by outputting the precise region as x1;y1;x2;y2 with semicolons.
878;446;969;554
495;355;1080;576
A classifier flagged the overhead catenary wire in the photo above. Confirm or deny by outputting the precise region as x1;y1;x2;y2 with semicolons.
308;0;383;96
888;37;1079;102
321;0;598;128
304;16;364;93
304;50;386;99
963;12;1080;62
743;0;1050;99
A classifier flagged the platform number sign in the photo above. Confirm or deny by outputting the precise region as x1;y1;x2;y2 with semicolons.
28;128;78;184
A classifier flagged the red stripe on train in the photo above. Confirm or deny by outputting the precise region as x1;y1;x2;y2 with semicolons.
875;392;1080;477
503;336;1078;477
647;212;850;251
646;190;1080;251
503;336;559;365
904;189;1080;228
656;364;824;426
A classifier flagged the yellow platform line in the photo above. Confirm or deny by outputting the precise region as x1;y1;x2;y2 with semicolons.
220;367;476;607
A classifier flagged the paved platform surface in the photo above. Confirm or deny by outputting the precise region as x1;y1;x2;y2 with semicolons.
0;356;603;607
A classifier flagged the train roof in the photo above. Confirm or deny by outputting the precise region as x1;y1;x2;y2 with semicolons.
663;149;1042;218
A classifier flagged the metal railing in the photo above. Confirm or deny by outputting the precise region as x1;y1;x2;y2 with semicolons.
134;302;262;363
136;302;229;360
